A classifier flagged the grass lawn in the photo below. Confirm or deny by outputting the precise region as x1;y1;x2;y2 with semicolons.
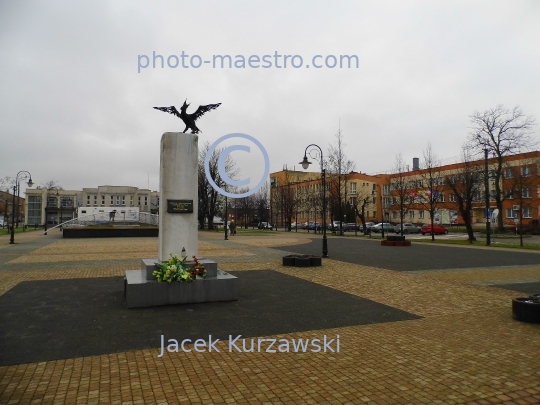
0;227;41;236
234;229;276;236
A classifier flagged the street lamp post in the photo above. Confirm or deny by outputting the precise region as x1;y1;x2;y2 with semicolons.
350;200;358;237
484;148;491;246
59;194;63;230
300;144;328;258
224;194;228;240
9;171;33;244
44;187;61;235
372;186;385;238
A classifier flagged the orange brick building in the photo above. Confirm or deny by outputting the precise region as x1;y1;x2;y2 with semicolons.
270;151;540;228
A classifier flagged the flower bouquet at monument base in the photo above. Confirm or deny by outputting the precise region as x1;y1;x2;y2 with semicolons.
153;251;206;283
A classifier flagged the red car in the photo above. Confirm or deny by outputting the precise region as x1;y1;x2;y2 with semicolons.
421;224;449;235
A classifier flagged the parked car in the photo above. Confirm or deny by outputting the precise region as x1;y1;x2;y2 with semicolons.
371;223;395;233
394;223;421;234
308;222;322;230
421;224;448;235
257;222;273;230
328;221;344;230
363;222;375;231
301;222;309;229
344;223;361;231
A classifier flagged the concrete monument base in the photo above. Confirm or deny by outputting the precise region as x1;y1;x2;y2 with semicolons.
125;258;239;308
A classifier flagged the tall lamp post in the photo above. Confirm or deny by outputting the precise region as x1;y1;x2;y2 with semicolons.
44;187;61;235
224;194;228;240
300;144;328;258
350;200;358;237
484;148;491;246
372;186;385;238
10;171;33;244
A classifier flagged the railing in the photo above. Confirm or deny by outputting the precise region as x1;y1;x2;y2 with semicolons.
43;212;160;234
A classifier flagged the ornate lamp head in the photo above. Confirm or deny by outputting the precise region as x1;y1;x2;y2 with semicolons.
299;155;311;170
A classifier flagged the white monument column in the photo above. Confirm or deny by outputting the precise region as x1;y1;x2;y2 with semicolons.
159;132;198;261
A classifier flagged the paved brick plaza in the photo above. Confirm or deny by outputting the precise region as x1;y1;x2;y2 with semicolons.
1;231;539;404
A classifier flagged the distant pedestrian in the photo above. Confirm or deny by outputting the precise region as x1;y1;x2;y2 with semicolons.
109;210;117;222
230;221;236;235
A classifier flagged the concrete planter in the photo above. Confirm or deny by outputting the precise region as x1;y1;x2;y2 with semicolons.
282;255;322;267
512;297;540;324
63;227;158;238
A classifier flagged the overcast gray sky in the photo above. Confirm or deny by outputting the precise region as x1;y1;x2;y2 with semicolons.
1;0;539;195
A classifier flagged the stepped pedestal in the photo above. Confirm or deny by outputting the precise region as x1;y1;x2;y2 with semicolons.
125;258;238;308
125;133;239;308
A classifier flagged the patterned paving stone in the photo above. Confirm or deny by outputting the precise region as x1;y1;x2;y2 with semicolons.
0;231;539;404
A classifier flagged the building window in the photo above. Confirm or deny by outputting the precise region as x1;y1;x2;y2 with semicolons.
101;196;105;206
392;211;398;219
122;196;125;206
27;196;42;225
48;197;57;208
419;211;425;219
61;197;73;208
110;196;114;205
522;188;531;198
505;189;514;199
449;194;456;203
523;206;532;218
409;211;415;219
138;196;141;206
506;208;513;218
87;196;90;204
144;196;148;205
130;196;133;206
521;166;531;177
350;182;357;194
504;168;513;179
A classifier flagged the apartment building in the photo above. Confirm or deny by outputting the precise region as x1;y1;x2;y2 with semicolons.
270;169;381;226
24;185;159;226
270;151;540;227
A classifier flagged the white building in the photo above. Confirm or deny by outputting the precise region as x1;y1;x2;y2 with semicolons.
25;185;159;226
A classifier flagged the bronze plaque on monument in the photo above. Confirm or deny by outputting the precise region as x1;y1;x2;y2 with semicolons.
167;199;193;213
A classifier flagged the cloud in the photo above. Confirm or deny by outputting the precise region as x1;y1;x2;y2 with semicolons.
1;0;538;191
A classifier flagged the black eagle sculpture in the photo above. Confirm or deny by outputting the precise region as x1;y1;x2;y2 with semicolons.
153;100;221;134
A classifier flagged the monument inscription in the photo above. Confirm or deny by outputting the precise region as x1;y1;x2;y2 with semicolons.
167;199;194;214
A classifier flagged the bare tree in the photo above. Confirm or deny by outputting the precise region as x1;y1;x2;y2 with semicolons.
446;146;483;242
42;180;63;190
351;190;373;235
253;182;270;224
468;105;536;231
275;171;301;231
389;154;411;232
0;177;15;190
198;142;238;230
414;143;446;240
327;128;356;235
